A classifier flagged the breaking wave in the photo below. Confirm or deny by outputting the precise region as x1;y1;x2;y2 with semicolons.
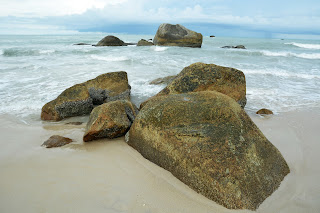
261;50;320;59
285;42;320;50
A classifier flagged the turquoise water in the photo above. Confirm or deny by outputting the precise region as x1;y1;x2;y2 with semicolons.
0;34;319;123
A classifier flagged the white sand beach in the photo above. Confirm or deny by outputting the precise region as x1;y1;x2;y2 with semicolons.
0;108;319;213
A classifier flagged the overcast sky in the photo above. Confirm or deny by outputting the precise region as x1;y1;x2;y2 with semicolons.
1;0;320;38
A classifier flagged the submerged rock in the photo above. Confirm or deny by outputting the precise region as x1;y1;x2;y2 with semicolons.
96;35;127;46
83;100;139;142
149;75;176;85
128;91;290;210
73;43;91;45
221;45;246;49
137;39;154;46
153;23;203;48
41;71;131;121
42;135;73;148
256;108;273;115
143;62;246;108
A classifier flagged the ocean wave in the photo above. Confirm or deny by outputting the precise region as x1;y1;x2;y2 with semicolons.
244;69;320;80
90;55;131;62
152;46;168;52
261;50;320;59
2;48;55;57
285;42;320;50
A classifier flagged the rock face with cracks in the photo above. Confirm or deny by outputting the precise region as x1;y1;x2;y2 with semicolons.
41;71;130;121
153;23;203;48
142;62;246;108
83;100;139;142
127;91;290;210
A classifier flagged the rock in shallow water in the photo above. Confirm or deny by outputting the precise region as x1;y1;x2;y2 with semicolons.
256;108;273;115
153;23;203;48
83;100;139;142
96;35;126;46
42;135;73;148
128;91;290;210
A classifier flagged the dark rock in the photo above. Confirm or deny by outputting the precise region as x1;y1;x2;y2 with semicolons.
149;75;176;85
210;35;215;37
65;122;83;125
142;62;246;108
83;100;139;142
137;39;154;46
41;71;131;121
127;91;290;210
153;23;203;48
96;35;127;46
256;108;273;115
42;135;73;148
74;43;91;45
221;45;246;49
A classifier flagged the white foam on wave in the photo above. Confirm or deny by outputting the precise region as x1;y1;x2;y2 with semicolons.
261;50;320;60
0;49;3;55
244;68;320;80
39;49;55;54
152;46;168;52
90;55;130;62
285;42;320;50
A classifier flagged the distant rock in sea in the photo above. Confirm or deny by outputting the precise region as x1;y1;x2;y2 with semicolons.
42;135;73;148
127;91;290;210
73;43;91;45
96;35;127;46
153;23;203;48
210;35;215;37
149;75;176;85
137;39;154;46
221;45;246;49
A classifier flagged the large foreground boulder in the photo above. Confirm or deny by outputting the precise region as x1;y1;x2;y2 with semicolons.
96;35;126;46
153;23;203;48
142;62;246;108
41;72;131;121
127;91;290;210
83;100;139;142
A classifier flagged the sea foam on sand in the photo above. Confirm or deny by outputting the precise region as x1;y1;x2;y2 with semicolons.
0;108;319;213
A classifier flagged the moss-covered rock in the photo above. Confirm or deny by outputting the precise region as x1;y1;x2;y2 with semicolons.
153;23;203;48
84;100;139;142
41;71;131;121
142;62;246;108
128;91;290;210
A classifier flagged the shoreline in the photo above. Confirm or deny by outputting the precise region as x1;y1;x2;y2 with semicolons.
0;107;319;212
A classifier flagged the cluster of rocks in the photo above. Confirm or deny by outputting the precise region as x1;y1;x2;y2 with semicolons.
41;62;289;210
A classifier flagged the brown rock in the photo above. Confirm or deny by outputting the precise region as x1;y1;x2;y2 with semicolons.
137;39;154;46
256;108;273;115
142;62;246;108
128;91;290;210
96;35;127;46
149;75;177;85
153;23;203;48
42;135;73;148
41;71;131;121
83;100;139;142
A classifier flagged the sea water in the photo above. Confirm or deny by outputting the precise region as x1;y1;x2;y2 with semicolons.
0;33;319;124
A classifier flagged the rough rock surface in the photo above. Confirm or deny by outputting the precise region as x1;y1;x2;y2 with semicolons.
137;39;154;46
42;135;73;148
127;91;290;210
83;71;131;105
153;23;203;48
149;75;176;85
41;71;131;121
83;100;139;142
96;35;127;46
41;84;93;121
256;108;273;115
143;62;246;108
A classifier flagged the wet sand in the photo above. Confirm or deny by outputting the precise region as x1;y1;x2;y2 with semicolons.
0;108;319;213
